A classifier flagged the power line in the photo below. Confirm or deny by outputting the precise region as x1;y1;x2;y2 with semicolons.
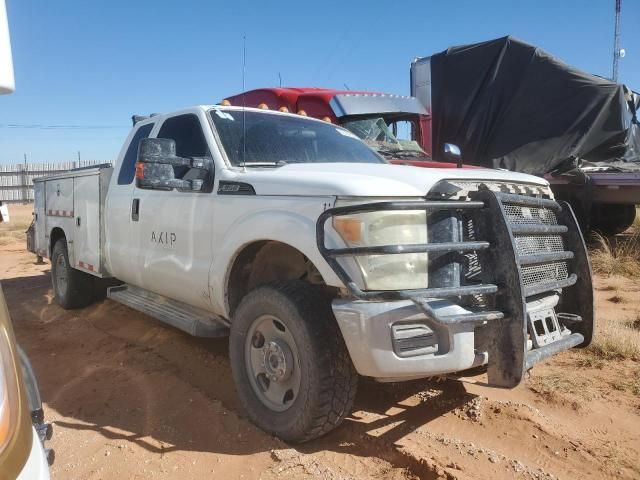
0;123;129;129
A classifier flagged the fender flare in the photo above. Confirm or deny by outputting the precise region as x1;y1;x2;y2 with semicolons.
209;209;346;318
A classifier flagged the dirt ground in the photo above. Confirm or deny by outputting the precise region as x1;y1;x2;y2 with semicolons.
1;203;639;480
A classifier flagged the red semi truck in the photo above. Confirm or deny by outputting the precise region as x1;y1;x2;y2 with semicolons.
222;88;468;169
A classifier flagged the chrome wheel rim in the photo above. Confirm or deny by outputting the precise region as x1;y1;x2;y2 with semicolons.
55;253;68;298
245;314;301;412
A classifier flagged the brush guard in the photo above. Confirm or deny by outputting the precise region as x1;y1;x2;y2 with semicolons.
317;189;594;388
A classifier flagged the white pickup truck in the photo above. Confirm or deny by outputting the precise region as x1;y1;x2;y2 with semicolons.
28;105;594;442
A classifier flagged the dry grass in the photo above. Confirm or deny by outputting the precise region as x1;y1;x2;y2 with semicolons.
589;231;640;278
588;315;640;361
607;294;625;304
528;372;591;409
0;203;32;246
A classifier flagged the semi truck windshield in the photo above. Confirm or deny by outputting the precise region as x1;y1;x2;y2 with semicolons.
342;117;426;158
209;109;385;167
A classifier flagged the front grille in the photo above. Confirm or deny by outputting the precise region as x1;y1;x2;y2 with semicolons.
521;261;569;287
455;184;571;297
503;204;558;225
514;235;564;256
504;201;569;291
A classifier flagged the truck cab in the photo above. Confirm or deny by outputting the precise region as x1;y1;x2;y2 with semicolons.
30;104;594;443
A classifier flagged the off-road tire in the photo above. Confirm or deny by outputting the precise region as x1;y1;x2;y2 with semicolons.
229;281;358;443
51;239;95;309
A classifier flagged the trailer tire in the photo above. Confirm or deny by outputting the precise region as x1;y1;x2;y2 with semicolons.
591;204;636;235
51;239;95;309
229;281;357;443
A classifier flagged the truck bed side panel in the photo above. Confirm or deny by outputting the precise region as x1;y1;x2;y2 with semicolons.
73;175;101;274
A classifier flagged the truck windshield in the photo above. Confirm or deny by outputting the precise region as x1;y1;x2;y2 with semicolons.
341;117;426;158
209;109;385;167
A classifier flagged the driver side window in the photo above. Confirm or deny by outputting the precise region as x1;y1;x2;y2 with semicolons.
156;114;214;192
389;120;415;142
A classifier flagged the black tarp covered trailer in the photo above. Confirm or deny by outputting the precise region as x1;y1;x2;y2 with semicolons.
412;36;639;175
411;36;640;232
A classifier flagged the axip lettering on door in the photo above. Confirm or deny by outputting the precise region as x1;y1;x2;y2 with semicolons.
150;231;177;247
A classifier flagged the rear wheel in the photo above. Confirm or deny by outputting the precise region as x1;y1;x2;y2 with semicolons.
229;281;357;443
51;239;95;309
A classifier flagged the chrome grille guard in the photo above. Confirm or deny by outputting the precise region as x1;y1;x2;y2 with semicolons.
316;189;594;388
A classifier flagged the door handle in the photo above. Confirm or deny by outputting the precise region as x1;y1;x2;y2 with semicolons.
132;198;140;221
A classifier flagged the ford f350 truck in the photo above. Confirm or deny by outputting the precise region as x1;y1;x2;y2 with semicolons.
28;105;594;442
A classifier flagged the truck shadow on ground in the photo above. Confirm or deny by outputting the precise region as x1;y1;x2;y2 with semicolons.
3;271;476;466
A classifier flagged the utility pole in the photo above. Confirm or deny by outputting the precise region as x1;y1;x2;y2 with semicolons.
77;150;81;168
612;0;622;82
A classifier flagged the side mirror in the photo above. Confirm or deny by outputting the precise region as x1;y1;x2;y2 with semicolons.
135;138;207;191
443;143;462;168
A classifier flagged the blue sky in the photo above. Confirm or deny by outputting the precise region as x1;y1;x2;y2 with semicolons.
1;0;638;165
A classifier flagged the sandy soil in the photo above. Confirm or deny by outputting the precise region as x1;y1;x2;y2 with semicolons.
1;204;639;480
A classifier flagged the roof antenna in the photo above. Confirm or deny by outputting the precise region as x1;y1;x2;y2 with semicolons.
343;83;351;91
241;35;247;172
278;72;282;87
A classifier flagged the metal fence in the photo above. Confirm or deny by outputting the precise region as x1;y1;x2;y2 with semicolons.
0;161;103;203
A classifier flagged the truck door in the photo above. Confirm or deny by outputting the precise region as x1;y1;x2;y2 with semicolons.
129;113;215;310
104;122;155;280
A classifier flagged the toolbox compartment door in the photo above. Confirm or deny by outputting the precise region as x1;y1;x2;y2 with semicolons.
33;182;46;256
73;175;101;274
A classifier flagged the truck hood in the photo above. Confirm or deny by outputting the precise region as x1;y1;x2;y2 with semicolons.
225;162;548;197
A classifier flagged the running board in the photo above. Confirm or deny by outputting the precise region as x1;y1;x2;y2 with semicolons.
107;284;229;338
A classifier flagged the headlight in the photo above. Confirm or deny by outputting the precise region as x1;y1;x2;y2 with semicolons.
333;204;428;290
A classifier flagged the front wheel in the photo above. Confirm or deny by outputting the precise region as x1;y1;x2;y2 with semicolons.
229;281;357;443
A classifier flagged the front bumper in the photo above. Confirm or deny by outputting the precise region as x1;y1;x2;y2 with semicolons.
332;298;482;380
318;189;594;387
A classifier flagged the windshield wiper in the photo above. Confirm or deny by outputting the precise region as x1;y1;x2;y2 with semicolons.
387;150;427;158
240;161;288;167
376;148;426;159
